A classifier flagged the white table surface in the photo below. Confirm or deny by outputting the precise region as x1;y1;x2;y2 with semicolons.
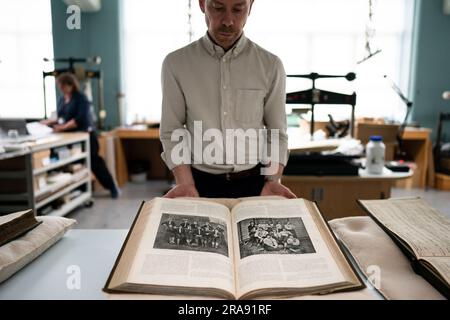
0;230;382;300
0;230;127;300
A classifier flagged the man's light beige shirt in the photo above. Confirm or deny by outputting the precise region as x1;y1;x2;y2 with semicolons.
160;33;288;174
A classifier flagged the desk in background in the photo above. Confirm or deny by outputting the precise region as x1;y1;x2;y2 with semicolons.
282;168;412;221
112;128;169;187
397;127;434;189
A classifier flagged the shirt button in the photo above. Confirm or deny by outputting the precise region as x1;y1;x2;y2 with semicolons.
223;111;228;116
222;58;226;63
223;85;227;90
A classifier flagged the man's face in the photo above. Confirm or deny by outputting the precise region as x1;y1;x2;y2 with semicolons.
199;0;253;50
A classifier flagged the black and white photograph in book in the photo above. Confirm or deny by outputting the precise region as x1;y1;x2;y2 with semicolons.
153;213;229;257
238;217;316;259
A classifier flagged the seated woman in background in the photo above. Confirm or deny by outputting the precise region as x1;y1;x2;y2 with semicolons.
43;73;120;199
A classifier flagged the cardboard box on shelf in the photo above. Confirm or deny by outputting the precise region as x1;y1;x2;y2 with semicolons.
32;150;51;169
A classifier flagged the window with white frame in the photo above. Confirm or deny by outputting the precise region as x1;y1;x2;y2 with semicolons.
0;0;56;119
122;0;415;124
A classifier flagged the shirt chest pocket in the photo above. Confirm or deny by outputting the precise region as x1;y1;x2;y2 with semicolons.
234;89;265;124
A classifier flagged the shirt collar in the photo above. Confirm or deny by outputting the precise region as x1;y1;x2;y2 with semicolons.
202;32;248;59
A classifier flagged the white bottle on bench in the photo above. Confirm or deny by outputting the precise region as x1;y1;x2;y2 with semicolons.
366;135;386;174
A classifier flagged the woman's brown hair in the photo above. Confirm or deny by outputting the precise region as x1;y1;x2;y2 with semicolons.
56;72;81;93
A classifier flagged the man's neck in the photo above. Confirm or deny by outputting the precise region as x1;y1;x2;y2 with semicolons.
207;31;243;52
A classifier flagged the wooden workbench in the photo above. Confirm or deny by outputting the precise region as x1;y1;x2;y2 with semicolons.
282;168;412;221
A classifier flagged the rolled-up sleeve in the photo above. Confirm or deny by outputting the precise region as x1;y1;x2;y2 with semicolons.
263;56;289;166
160;55;188;170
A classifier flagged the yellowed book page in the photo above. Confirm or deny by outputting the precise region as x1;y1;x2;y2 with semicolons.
360;198;450;258
126;198;236;295
231;199;347;298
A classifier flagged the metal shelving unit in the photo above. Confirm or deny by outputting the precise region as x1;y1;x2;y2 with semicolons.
0;133;92;217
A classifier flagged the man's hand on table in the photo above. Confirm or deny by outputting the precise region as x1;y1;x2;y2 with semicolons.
164;183;199;198
260;163;297;199
260;181;297;199
164;165;199;198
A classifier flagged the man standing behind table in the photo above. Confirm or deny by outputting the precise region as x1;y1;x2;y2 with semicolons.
160;0;296;199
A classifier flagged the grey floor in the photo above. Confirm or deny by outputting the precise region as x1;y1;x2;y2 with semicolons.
67;180;171;229
67;181;450;229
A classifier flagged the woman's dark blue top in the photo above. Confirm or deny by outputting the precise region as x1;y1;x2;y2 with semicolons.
57;92;93;132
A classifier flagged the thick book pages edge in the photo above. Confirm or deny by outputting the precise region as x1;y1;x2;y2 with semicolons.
114;283;235;300
356;198;450;299
103;201;146;293
306;200;366;293
412;260;450;299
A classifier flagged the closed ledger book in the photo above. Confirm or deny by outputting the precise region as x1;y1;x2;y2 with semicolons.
0;210;42;247
104;198;364;299
358;197;450;299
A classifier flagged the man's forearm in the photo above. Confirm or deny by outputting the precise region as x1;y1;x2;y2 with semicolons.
172;164;195;185
273;163;285;177
264;162;284;182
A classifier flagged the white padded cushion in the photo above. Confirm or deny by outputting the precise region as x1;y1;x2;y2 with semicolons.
0;216;76;284
329;216;445;300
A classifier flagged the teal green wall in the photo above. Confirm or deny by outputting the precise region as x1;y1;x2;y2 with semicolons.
51;0;122;130
410;0;450;141
50;0;450;140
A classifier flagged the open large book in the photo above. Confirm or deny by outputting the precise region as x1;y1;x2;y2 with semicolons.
104;198;364;299
358;197;450;299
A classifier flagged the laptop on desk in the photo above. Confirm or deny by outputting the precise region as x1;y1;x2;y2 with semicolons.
0;119;35;144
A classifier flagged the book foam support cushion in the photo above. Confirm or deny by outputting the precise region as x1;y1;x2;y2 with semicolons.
0;216;76;284
329;216;445;300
